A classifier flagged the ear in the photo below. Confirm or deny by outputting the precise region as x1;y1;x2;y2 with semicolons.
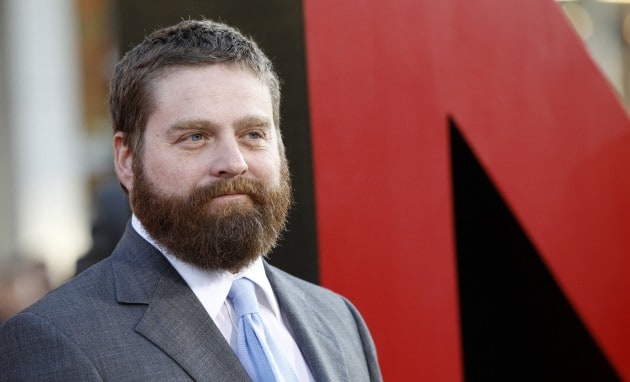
113;132;135;194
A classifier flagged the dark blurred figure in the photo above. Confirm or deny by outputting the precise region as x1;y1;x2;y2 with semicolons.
75;182;131;274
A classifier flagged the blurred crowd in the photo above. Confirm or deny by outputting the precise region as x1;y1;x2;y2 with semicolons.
0;181;130;323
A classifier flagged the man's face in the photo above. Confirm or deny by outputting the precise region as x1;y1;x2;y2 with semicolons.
118;64;291;271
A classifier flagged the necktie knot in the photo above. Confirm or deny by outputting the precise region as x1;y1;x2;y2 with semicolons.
229;278;259;318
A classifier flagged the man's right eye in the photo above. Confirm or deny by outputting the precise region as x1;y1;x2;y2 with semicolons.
188;133;204;142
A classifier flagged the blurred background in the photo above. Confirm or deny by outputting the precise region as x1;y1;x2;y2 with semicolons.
0;0;629;320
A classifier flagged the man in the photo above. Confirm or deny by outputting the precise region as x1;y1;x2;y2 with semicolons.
0;20;382;381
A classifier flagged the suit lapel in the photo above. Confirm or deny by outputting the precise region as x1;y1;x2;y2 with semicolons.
265;264;348;382
111;225;250;382
135;271;250;382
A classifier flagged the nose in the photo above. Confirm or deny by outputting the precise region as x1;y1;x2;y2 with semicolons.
210;136;248;178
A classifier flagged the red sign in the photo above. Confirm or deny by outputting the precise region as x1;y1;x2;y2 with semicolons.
305;0;630;380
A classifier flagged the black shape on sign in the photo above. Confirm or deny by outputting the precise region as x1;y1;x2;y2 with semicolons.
450;118;619;381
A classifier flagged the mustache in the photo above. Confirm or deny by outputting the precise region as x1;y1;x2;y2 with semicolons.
187;177;266;204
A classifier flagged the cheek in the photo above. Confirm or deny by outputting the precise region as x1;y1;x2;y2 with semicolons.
142;153;199;195
265;155;283;188
246;152;280;186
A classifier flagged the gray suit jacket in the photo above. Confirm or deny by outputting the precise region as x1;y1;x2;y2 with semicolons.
0;225;382;381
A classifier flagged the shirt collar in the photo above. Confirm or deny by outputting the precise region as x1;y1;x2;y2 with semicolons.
131;214;281;320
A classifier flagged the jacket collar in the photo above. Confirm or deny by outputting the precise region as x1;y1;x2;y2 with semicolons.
111;224;250;381
264;262;347;382
111;223;345;381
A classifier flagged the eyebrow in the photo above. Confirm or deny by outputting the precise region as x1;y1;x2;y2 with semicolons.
234;115;273;130
168;119;215;133
168;115;273;133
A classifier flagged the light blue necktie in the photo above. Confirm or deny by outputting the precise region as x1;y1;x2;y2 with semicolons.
229;278;299;382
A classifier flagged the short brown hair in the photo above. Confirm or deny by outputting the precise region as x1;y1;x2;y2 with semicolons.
109;19;282;155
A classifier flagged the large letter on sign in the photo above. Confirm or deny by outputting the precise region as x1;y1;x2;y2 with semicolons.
304;0;630;380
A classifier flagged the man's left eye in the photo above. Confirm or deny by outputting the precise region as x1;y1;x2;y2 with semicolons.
246;132;262;139
188;134;204;142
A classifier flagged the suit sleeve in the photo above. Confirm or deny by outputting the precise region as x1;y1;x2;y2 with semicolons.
0;312;103;381
342;298;383;382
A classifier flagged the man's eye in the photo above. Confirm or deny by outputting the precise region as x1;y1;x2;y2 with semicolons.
246;132;262;139
188;133;204;142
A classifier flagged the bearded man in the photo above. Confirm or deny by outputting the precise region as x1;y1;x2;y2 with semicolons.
0;19;382;382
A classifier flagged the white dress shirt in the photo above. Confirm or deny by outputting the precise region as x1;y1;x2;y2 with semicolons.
132;215;314;381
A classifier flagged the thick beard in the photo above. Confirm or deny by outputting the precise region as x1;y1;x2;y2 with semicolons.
131;158;292;272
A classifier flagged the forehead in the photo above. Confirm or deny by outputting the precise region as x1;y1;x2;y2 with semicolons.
152;64;270;100
145;64;273;124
